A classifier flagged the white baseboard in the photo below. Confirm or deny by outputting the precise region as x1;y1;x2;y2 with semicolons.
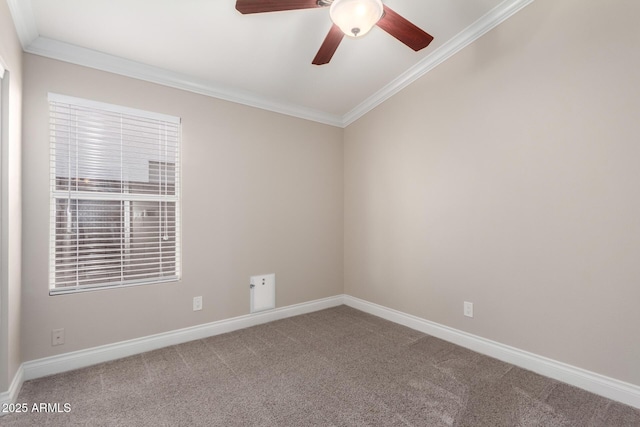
0;364;24;413
21;295;344;382
343;295;640;409
3;294;639;411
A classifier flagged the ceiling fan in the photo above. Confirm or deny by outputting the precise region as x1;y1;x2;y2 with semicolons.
235;0;434;65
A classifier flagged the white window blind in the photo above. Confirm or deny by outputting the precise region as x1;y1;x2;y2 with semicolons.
49;93;181;294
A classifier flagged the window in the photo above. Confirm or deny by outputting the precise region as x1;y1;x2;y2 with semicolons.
49;94;181;294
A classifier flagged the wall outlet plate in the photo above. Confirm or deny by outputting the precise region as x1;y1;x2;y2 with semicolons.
464;301;474;318
52;328;65;346
193;296;203;311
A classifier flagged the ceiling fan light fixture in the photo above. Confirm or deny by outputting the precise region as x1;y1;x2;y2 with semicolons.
329;0;384;38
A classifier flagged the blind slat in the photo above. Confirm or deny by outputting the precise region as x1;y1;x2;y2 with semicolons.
50;94;181;293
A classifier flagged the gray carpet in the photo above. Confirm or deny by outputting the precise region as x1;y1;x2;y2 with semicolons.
2;305;639;426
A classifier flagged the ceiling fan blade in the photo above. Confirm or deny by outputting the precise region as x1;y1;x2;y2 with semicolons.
376;5;434;51
236;0;323;14
312;24;344;65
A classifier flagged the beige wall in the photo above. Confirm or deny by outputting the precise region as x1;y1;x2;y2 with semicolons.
0;0;23;392
21;54;344;361
344;0;640;386
10;0;640;395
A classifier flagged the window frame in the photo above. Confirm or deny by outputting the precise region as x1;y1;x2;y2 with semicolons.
48;93;182;295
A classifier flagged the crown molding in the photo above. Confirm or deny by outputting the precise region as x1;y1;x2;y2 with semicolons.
25;37;344;127
342;0;536;126
6;0;38;48
12;0;534;128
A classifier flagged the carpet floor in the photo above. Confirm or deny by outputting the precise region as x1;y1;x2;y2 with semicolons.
2;305;639;426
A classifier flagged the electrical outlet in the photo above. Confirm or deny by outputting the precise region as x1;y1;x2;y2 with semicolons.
193;296;203;311
52;328;65;346
464;301;474;318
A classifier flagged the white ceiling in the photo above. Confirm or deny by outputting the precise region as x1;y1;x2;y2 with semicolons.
8;0;533;126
